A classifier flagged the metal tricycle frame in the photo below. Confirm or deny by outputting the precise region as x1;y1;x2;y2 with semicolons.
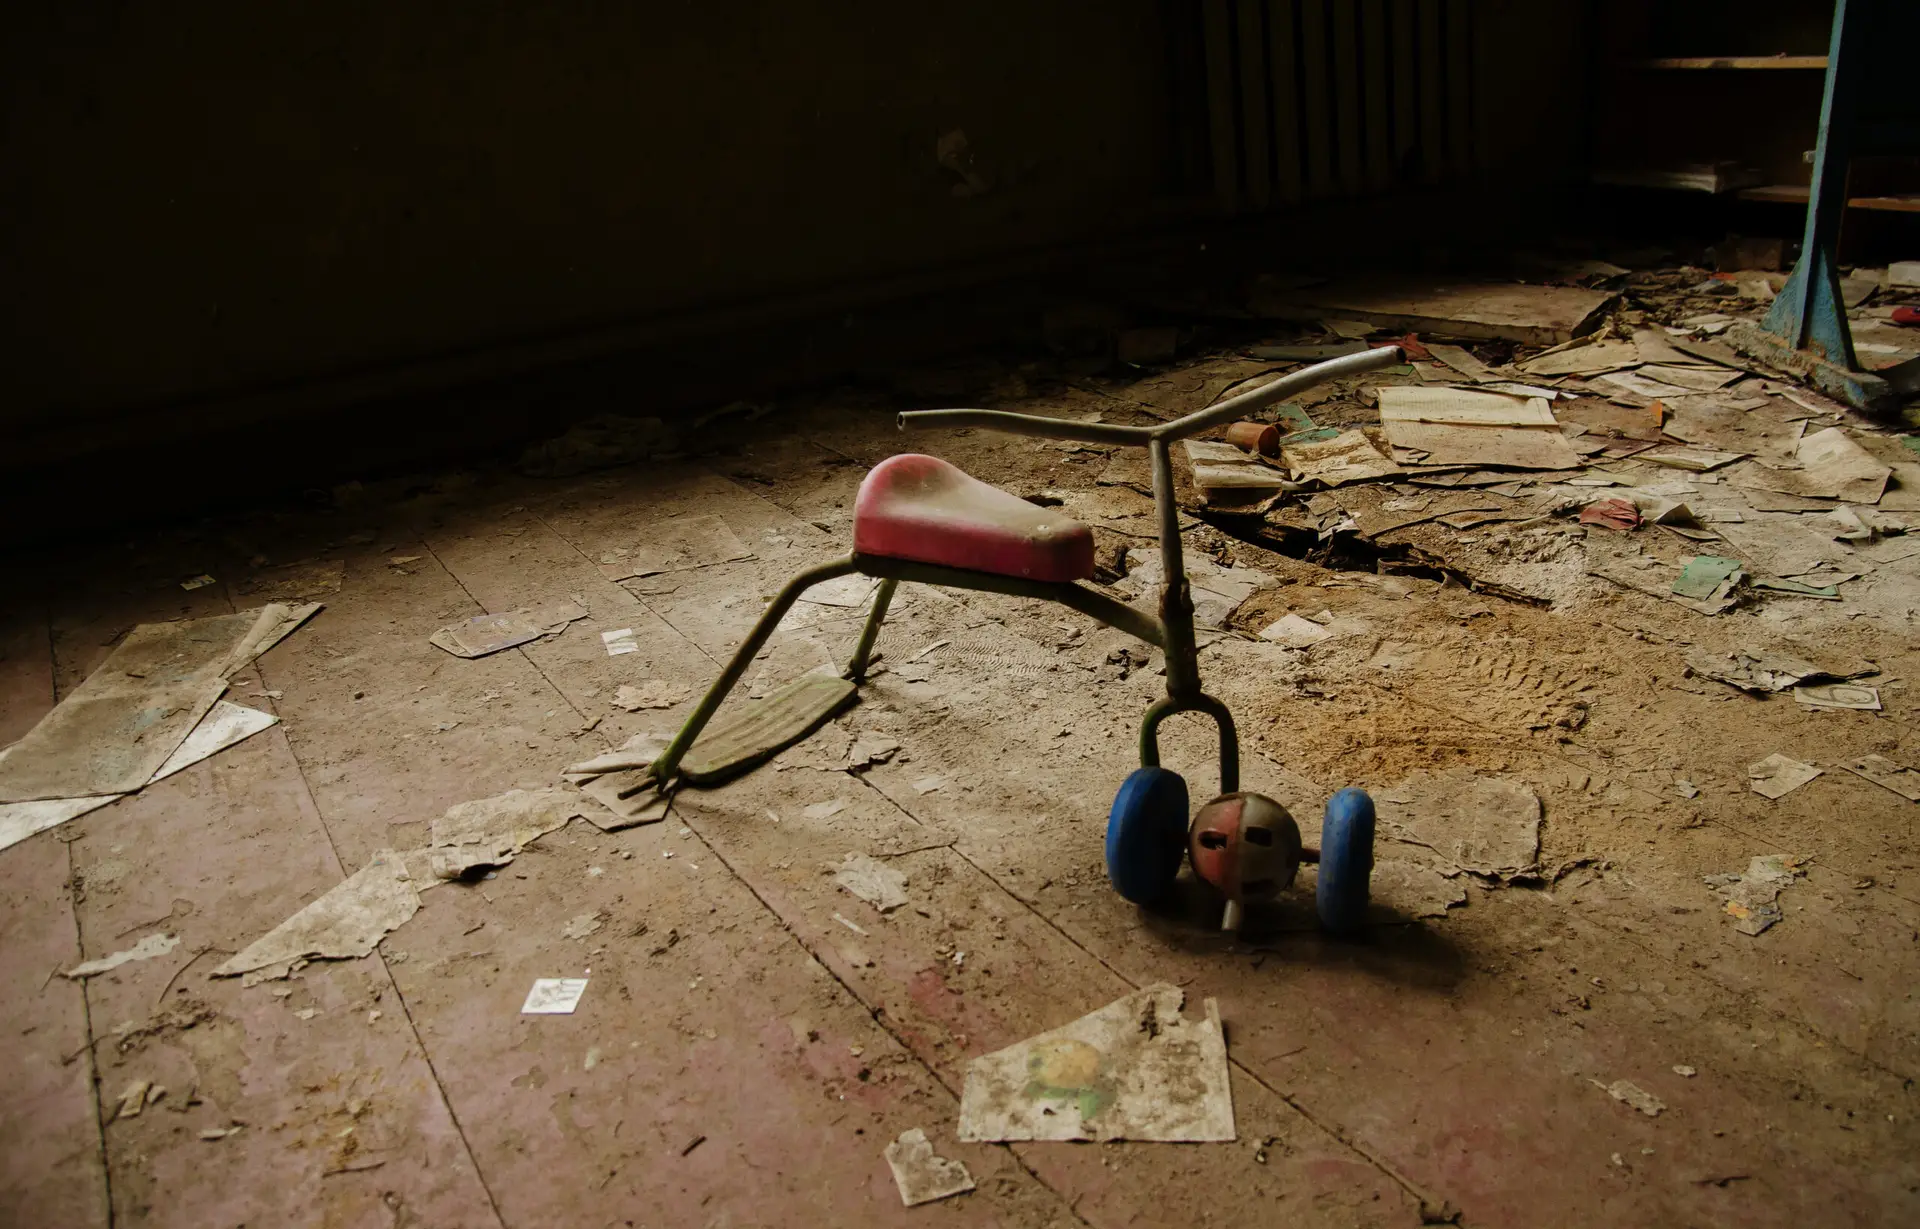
647;345;1405;926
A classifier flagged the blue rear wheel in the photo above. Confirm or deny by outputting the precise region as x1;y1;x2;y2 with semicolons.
1105;767;1190;904
1316;787;1375;935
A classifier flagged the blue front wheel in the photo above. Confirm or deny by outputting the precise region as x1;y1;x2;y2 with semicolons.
1316;787;1375;935
1105;767;1190;904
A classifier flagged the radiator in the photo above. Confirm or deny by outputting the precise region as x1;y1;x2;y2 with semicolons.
1199;0;1479;210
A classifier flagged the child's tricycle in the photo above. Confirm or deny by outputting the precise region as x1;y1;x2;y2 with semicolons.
641;347;1405;933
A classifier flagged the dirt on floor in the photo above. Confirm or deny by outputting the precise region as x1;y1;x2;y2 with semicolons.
4;249;1920;1228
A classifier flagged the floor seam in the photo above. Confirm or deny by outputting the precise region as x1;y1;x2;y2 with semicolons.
256;674;511;1229
528;483;1096;1226
66;838;117;1229
420;530;597;735
676;804;1096;1229
854;774;1451;1215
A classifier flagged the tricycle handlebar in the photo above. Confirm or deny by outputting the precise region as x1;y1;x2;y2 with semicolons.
897;346;1405;446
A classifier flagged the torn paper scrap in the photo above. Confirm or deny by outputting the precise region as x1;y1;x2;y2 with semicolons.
429;600;589;658
1685;646;1873;694
1671;555;1742;601
0;795;123;856
1793;683;1881;711
1748;754;1821;800
958;984;1233;1142
1258;613;1333;649
847;733;901;769
1373;770;1541;879
115;1081;153;1119
64;932;181;979
1709;853;1810;935
1838;755;1920;802
613;681;691;711
1595;1078;1665;1117
1281;429;1401;487
215;850;419;978
150;701;278;782
564;733;668;781
833;853;908;912
1728;427;1891;504
0;677;227;803
884;1129;976;1207
522;977;589;1014
0;701;280;856
580;772;673;831
601;628;639;656
430;788;584;872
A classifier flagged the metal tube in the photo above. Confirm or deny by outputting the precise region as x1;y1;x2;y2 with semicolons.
1149;438;1199;699
853;554;1166;648
652;556;861;780
844;578;897;680
1150;346;1406;443
1137;692;1239;793
897;408;1153;447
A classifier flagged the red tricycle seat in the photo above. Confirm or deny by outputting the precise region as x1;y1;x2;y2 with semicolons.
853;454;1095;582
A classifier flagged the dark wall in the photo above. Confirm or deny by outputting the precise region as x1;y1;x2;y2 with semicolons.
2;2;1179;436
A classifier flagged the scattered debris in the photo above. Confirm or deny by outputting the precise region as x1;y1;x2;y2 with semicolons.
1594;1079;1665;1117
0;604;318;804
64;932;181;979
597;514;753;580
1728;428;1890;504
958;984;1233;1142
1707;853;1810;935
884;1129;976;1207
430;599;589;658
215;850;419;980
428;788;586;875
1579;498;1643;531
562;912;604;940
522;977;590;1015
1686;646;1874;694
600;628;640;657
1838;754;1920;802
180;574;216;591
1258;614;1333;649
1747;754;1822;800
1375;771;1542;880
1281;429;1401;487
1185;440;1293;505
1673;1065;1697;1078
613;681;692;711
1671;556;1743;601
911;776;946;795
1378;387;1582;470
1793;683;1881;711
833;853;908;913
114;1080;153;1120
0;700;281;855
847;733;901;769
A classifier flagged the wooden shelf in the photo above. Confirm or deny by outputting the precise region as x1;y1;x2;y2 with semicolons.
1737;184;1920;213
1629;55;1827;70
